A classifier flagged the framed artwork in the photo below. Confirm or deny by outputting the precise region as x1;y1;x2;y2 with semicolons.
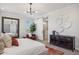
2;17;19;37
56;15;72;33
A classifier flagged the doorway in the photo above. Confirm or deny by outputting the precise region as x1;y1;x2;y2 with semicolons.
43;20;48;44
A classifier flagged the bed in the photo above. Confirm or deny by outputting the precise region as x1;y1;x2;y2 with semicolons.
2;38;47;55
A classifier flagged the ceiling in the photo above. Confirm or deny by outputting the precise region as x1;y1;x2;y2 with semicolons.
0;3;75;17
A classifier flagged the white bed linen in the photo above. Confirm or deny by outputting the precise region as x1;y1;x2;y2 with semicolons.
2;38;47;55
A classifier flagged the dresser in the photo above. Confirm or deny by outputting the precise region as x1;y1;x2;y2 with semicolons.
50;35;75;51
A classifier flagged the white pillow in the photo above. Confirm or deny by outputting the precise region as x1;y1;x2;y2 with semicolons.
5;33;17;37
2;34;12;48
0;33;4;39
0;39;5;54
5;33;13;37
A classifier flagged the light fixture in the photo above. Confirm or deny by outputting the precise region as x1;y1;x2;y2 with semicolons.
26;3;38;15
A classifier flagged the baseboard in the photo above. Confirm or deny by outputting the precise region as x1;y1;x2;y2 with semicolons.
75;48;79;52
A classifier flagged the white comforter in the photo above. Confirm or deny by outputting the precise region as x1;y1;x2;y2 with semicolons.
2;38;47;55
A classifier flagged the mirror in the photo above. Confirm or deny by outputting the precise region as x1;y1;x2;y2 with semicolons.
2;17;19;37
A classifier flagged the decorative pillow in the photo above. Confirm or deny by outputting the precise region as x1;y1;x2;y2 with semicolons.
5;33;16;37
0;39;5;54
12;37;19;46
2;34;12;48
28;33;32;37
0;33;4;39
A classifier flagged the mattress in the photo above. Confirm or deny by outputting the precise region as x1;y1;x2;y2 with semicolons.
2;38;47;55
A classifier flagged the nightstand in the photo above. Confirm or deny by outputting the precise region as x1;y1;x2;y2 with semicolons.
46;44;64;55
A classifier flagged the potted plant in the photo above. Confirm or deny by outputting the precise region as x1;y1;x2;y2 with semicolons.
29;23;36;34
29;23;37;40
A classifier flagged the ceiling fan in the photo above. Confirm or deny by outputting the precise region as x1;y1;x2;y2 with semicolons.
26;3;38;15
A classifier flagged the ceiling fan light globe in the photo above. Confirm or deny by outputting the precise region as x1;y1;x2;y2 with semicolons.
35;11;38;13
26;10;30;13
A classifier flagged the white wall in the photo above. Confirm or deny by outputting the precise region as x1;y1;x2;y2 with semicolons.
0;10;34;38
35;4;79;50
35;18;43;40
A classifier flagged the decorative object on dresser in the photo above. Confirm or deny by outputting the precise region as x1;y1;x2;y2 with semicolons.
50;35;75;51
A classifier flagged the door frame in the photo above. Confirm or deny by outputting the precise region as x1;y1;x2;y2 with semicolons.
43;19;48;43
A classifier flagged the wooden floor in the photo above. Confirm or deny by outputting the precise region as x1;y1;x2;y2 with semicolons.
46;44;79;55
40;46;79;55
37;40;79;55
